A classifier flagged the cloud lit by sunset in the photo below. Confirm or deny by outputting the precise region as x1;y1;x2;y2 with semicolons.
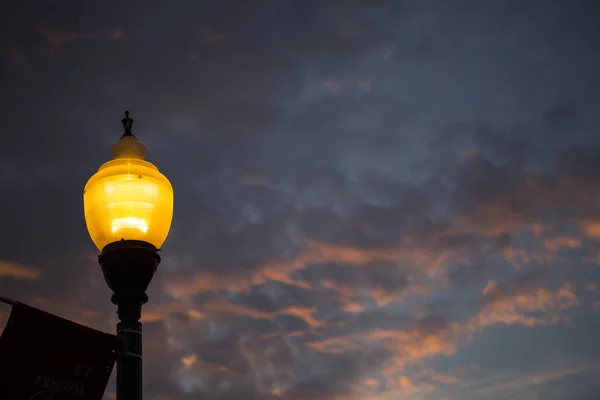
1;1;600;399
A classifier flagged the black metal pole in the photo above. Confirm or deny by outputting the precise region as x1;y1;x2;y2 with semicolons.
115;297;145;400
98;240;160;400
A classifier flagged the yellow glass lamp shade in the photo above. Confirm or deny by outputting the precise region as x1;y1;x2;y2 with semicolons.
83;135;174;251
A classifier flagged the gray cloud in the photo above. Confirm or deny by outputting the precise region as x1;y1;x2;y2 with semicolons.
1;1;600;399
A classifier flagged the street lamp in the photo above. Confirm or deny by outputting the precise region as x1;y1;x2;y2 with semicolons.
83;111;174;400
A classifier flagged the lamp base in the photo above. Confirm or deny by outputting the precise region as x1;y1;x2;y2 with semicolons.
98;239;160;303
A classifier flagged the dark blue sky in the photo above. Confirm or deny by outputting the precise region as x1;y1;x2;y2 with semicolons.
1;1;600;399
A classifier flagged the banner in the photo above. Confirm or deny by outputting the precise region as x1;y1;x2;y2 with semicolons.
0;302;121;400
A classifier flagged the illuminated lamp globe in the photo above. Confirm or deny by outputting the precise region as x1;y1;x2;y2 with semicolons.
83;129;174;252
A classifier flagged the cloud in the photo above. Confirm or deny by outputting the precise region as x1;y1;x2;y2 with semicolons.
432;362;600;400
146;121;600;395
0;260;42;280
2;1;600;399
37;25;124;47
469;281;579;330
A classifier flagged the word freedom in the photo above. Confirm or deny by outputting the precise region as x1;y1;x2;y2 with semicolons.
33;365;94;398
35;375;84;396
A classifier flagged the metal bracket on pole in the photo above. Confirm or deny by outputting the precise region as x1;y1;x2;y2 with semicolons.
115;333;143;361
117;327;142;336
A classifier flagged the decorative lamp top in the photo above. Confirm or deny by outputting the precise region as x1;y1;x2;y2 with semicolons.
83;111;174;251
111;111;147;160
121;110;134;136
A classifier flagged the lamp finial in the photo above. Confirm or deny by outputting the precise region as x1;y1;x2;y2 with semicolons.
121;110;134;137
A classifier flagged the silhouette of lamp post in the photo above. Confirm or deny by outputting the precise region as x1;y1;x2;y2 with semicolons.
83;111;174;400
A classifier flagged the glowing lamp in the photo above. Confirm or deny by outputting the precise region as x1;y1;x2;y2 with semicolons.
83;111;174;400
83;114;173;251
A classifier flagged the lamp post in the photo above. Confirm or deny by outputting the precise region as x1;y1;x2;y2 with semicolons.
83;111;174;400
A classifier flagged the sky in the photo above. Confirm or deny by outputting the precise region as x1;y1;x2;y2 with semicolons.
1;0;600;399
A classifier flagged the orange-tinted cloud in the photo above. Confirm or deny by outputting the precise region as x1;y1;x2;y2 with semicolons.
203;297;322;329
164;239;405;298
307;324;459;379
0;260;42;279
135;147;600;398
543;235;582;252
468;283;579;330
38;25;124;47
580;220;600;239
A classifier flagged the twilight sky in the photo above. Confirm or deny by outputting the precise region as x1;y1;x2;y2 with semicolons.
1;1;600;399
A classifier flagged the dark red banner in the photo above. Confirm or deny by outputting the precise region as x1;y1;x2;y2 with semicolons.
0;302;120;400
